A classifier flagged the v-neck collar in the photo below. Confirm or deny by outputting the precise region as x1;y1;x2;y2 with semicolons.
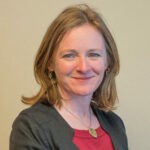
49;104;115;150
40;101;126;150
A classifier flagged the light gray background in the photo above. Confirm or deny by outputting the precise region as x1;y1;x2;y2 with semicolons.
0;0;150;149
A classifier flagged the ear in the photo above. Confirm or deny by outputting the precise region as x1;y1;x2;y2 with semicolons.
48;62;54;72
48;66;53;72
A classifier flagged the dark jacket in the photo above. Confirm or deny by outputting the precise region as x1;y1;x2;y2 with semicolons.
10;100;128;150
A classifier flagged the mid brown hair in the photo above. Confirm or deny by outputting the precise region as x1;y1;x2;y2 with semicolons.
22;4;120;111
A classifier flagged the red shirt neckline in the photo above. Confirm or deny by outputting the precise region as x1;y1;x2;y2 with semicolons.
73;126;106;138
72;126;114;150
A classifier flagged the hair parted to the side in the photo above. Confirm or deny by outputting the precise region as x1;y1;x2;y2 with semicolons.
22;4;120;111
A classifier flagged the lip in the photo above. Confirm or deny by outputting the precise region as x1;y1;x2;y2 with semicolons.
72;76;94;81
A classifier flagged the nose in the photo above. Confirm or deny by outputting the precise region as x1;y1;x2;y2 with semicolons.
76;56;90;73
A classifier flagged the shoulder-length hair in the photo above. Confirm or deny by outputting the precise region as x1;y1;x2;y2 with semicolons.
22;4;120;111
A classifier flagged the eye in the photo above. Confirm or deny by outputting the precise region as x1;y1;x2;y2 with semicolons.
62;53;75;58
88;53;101;57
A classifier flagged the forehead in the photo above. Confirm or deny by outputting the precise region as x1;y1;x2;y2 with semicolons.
57;24;105;53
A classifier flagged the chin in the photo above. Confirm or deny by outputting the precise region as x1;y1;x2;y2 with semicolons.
73;89;94;96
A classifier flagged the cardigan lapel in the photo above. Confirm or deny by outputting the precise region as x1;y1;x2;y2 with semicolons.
93;107;127;150
48;106;79;150
47;103;127;150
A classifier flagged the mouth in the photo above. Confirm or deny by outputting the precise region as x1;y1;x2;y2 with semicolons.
72;76;94;81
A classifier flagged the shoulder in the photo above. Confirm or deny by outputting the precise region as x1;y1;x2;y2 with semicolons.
12;100;56;129
96;109;126;130
10;101;57;149
10;100;74;149
91;104;127;135
102;110;125;126
94;108;128;149
97;110;126;134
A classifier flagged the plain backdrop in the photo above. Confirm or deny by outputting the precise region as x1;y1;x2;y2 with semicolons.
0;0;150;149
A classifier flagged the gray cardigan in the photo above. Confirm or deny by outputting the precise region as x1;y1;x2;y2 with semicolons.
10;100;128;150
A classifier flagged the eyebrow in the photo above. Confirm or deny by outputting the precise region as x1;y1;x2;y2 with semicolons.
63;49;76;52
59;49;76;56
60;48;103;54
88;49;103;52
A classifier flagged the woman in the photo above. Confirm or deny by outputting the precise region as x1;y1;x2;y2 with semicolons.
10;4;128;150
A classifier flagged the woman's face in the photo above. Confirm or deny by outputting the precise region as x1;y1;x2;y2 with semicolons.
49;24;108;99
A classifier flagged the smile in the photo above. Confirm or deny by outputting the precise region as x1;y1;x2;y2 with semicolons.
72;76;94;81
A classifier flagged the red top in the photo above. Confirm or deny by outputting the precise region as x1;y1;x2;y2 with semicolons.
72;126;114;150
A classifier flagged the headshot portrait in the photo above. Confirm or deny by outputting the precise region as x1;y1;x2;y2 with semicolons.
0;1;150;150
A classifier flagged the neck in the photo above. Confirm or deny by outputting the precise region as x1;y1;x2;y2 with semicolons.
56;85;93;118
61;97;92;118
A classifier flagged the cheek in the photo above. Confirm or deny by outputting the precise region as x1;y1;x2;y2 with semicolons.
54;61;75;76
93;60;107;74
